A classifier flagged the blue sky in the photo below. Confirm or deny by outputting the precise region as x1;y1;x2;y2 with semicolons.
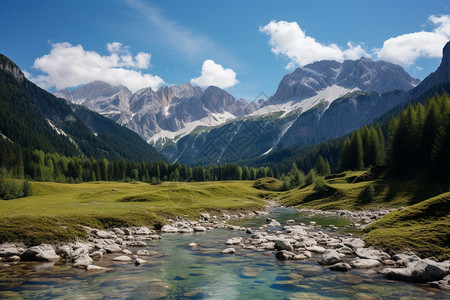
2;0;449;100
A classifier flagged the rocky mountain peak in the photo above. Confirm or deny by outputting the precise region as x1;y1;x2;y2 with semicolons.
0;54;25;82
268;58;420;105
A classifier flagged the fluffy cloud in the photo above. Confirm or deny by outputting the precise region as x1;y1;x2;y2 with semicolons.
29;42;163;92
260;20;369;68
376;15;450;65
190;59;238;88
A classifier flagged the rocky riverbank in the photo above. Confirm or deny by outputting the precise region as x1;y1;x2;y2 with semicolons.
0;206;448;292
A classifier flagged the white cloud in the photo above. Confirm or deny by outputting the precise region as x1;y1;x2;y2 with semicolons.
376;15;450;66
190;60;238;88
29;42;163;92
260;20;369;68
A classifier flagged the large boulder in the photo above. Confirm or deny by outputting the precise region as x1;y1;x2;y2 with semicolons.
20;244;60;262
275;240;293;251
380;259;448;283
317;249;343;266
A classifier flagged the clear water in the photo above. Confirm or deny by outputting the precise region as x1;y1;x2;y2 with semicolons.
0;207;447;299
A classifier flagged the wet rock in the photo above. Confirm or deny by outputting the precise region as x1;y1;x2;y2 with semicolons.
298;266;323;277
21;244;60;262
317;249;343;266
286;292;335;300
351;293;379;300
0;243;21;257
193;226;206;232
306;245;326;253
274;239;293;251
113;228;125;235
86;265;108;272
330;263;352;272
122;249;132;255
349;258;380;269
93;229;116;239
221;248;236;254
161;225;179;233
271;274;304;289
73;253;93;269
187;243;197;247
179;227;194;233
113;255;133;262
342;238;365;249
135;258;147;265
380;259;448;283
225;237;243;245
430;274;450;291
136;249;150;256
337;246;354;255
392;252;421;267
355;247;390;261
275;250;296;260
2;255;20;262
128;241;147;247
135;226;154;235
286;219;295;224
89;251;103;261
103;245;123;253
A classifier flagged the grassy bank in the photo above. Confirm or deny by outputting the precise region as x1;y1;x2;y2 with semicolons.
364;192;450;260
278;170;447;211
276;169;450;259
0;180;272;245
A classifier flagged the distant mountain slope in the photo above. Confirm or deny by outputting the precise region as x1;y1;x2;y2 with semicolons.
0;54;165;162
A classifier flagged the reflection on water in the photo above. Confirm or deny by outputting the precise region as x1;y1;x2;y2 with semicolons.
0;208;447;299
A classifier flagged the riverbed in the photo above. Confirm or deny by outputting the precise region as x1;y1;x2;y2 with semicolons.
0;207;447;299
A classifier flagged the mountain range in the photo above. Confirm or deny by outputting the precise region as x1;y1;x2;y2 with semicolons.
56;55;425;165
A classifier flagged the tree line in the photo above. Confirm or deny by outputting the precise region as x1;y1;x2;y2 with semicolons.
0;139;277;186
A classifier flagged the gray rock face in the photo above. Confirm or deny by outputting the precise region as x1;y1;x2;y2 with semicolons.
268;58;419;105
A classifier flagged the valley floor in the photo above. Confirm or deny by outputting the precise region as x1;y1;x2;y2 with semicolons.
0;173;448;260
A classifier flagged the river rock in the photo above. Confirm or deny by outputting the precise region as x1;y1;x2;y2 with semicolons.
240;266;263;278
187;243;197;247
135;258;147;265
161;225;179;233
193;226;206;232
275;240;293;251
337;246;354;255
128;241;147;247
221;248;236;254
306;246;326;253
392;252;421;267
86;265;108;272
113;255;133;262
286;219;295;224
380;258;448;283
21;244;60;262
2;255;20;262
200;213;210;220
330;263;352;272
93;230;116;239
355;247;390;261
122;249;132;255
225;237;243;245
137;249;150;256
113;228;125;235
103;245;123;253
342;238;365;249
275;250;296;260
0;243;21;257
430;275;450;291
73;253;93;269
349;258;380;269
135;226;154;235
89;251;103;260
317;249;343;265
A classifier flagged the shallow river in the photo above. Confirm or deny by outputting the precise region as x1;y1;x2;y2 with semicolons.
0;207;447;299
